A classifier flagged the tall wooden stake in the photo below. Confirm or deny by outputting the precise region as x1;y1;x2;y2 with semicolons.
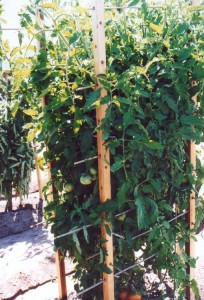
37;6;67;299
91;1;114;300
33;141;43;200
185;11;199;298
186;1;200;298
186;140;196;300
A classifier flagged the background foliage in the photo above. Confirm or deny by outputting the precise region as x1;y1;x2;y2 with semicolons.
0;73;34;211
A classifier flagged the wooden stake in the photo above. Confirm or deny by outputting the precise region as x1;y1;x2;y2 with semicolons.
91;1;114;300
33;141;43;200
185;86;197;299
186;140;196;300
37;6;67;299
185;2;199;298
56;249;67;300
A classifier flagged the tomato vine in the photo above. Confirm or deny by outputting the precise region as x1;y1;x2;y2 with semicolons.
2;0;204;298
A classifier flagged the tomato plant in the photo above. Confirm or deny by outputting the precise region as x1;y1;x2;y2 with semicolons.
0;73;34;211
2;0;204;298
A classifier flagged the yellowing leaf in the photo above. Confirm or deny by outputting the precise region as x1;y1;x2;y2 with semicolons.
76;119;82;125
37;156;44;170
187;5;204;11
72;82;78;90
11;47;22;56
27;45;36;52
163;40;170;48
15;57;31;64
63;31;72;38
0;17;7;24
26;26;35;35
149;23;163;35
92;100;100;107
23;68;31;78
74;127;80;134
69;106;75;114
75;7;86;13
143;57;160;74
23;109;38;116
3;40;10;52
113;100;120;107
27;129;36;142
41;3;59;10
81;24;91;31
11;101;20;118
24;123;33;129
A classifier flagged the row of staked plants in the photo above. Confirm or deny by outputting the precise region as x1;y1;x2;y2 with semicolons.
1;0;204;298
0;73;34;211
0;3;34;211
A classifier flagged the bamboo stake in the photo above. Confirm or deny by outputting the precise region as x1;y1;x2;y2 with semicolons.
36;7;67;299
91;1;114;300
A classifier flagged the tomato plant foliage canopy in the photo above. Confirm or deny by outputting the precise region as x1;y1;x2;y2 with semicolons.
2;0;204;298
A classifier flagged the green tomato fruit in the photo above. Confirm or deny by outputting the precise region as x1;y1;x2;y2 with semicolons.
80;174;92;185
92;174;97;181
64;183;74;192
54;181;63;191
116;214;126;221
89;167;97;175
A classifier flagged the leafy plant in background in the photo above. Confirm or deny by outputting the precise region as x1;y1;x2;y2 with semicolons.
0;71;35;211
8;0;204;298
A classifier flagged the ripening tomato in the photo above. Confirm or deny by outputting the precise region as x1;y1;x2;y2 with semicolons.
127;293;141;300
118;290;128;300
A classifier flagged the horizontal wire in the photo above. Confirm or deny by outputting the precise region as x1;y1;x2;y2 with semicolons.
104;5;170;10
117;210;189;241
131;210;188;240
29;221;44;228
76;85;93;91
132;228;151;241
72;279;105;298
86;252;100;261
54;224;93;240
1;28;25;31
1;28;54;31
114;265;129;276
52;207;191;242
112;232;125;239
53;208;136;241
114;253;157;277
115;208;135;217
74;156;98;165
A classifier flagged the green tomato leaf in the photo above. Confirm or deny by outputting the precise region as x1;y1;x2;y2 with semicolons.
111;160;123;173
72;233;82;255
83;89;101;112
144;140;164;150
